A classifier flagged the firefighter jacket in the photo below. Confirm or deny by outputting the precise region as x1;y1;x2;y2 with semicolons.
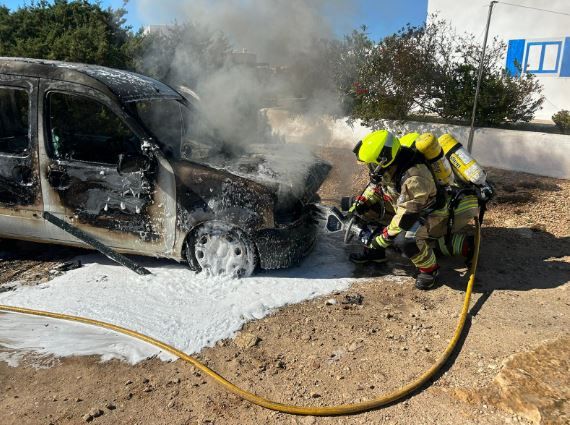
362;162;438;237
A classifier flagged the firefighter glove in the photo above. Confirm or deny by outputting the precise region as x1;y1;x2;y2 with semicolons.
348;196;369;216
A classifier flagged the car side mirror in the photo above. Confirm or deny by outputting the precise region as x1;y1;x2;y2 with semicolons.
117;153;150;175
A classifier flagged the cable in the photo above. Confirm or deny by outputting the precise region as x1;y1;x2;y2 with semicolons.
0;221;481;416
498;2;570;18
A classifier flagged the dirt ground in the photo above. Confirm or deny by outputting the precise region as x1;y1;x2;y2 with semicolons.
0;148;569;425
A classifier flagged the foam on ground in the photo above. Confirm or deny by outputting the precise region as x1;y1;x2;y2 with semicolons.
0;233;374;366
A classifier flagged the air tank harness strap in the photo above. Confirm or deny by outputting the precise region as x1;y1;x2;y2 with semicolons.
445;188;475;248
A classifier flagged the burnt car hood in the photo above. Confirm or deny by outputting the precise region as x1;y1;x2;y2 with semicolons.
177;144;331;207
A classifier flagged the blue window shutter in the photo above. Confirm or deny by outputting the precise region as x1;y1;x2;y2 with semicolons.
560;37;570;77
506;39;525;76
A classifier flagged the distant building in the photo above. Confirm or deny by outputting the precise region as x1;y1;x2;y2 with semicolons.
428;0;570;121
143;25;172;36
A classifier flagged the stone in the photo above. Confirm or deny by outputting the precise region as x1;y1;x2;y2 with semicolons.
105;402;116;410
347;342;359;352
83;409;103;422
234;332;261;349
454;336;570;424
325;298;337;306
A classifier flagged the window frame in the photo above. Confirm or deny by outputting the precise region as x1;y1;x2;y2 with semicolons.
45;89;142;167
0;84;32;158
524;41;562;74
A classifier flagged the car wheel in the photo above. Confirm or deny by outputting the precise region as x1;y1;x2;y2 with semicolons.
185;222;258;278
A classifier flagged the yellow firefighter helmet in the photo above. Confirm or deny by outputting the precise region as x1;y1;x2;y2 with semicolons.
353;130;401;168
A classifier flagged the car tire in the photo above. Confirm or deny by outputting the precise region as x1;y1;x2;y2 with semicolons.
185;222;258;278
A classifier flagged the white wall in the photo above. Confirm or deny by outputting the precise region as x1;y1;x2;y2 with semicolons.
428;0;570;120
265;109;570;179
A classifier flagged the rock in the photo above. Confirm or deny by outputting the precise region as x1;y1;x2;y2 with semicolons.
105;402;116;410
385;312;394;319
347;342;359;352
234;332;261;349
125;380;133;386
342;294;364;305
167;400;175;408
453;336;570;424
83;409;103;422
310;391;321;398
142;378;150;384
325;298;337;306
143;386;152;393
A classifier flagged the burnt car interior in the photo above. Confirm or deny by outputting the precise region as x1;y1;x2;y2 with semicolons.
129;98;223;163
44;90;156;237
47;92;141;164
0;85;35;205
0;87;29;156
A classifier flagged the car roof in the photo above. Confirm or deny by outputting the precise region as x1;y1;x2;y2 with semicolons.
0;57;182;103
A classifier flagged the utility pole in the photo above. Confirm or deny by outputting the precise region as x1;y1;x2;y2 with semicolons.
467;0;498;153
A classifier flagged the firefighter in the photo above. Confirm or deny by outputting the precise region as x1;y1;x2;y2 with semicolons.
348;130;477;290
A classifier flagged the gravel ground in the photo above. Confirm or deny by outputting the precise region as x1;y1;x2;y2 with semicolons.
0;148;568;425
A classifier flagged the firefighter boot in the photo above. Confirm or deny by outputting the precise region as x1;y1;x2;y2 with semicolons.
349;247;387;264
415;265;440;290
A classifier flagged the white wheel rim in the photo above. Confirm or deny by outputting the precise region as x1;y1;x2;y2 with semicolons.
194;226;254;277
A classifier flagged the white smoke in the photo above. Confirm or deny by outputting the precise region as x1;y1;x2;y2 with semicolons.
136;0;354;146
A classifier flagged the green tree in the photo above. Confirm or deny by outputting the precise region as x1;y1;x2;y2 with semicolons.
333;17;544;125
0;0;138;69
426;31;544;125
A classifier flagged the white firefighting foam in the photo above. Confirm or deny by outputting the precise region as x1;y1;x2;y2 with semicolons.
0;233;391;366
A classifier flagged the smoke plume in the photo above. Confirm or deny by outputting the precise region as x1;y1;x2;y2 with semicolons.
136;0;353;146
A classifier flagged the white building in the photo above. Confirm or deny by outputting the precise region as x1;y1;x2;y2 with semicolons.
428;0;570;121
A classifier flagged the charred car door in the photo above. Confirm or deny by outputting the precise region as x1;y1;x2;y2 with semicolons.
39;82;167;253
0;75;43;238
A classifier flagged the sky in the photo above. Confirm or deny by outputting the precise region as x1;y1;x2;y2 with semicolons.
0;0;428;42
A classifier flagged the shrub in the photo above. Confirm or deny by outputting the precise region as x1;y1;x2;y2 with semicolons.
552;110;570;134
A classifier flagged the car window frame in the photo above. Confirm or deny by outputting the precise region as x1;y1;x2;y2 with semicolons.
44;88;144;169
0;82;33;159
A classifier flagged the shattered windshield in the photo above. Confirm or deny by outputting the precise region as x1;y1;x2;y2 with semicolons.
131;99;222;161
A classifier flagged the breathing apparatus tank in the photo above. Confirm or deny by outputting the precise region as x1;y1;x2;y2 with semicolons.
438;134;487;186
415;133;456;187
399;132;420;148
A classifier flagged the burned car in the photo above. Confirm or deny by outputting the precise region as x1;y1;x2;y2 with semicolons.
0;58;330;276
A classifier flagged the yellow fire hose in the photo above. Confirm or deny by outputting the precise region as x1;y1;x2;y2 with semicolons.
0;221;481;416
